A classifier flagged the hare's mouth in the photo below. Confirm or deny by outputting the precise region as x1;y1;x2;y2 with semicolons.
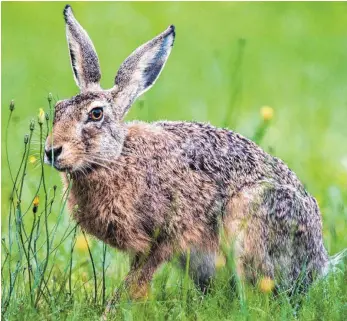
52;161;96;176
44;158;72;173
52;163;73;173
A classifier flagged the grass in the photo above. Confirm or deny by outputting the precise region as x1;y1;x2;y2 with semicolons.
2;2;347;320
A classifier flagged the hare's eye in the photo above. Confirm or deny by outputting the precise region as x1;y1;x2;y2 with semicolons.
89;107;103;121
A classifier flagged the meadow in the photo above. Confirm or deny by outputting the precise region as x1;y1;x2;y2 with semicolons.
1;2;347;320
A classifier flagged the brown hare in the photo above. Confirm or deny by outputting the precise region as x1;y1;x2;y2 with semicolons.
45;4;343;312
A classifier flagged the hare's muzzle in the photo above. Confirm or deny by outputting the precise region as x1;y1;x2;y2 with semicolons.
45;146;63;167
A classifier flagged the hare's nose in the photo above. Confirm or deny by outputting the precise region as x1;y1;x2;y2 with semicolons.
45;146;63;163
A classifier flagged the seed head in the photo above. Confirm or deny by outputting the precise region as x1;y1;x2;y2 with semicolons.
24;134;29;144
48;93;53;103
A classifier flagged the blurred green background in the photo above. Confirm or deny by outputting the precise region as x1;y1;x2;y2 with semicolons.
2;3;347;319
2;2;347;249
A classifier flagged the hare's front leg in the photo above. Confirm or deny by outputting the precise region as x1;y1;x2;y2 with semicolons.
104;243;173;315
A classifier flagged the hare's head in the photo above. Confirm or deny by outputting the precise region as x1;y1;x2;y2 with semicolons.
45;5;175;173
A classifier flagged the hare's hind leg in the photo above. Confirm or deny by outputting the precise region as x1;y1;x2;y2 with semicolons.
223;216;274;286
224;186;276;285
225;184;328;291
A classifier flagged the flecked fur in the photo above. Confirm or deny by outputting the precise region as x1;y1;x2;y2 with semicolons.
46;4;329;306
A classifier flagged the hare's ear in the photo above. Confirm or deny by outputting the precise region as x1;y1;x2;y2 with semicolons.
63;5;101;92
112;25;175;119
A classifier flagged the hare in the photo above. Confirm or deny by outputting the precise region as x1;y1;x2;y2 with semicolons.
46;4;332;308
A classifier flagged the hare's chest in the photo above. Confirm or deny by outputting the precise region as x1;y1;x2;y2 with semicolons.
68;188;151;252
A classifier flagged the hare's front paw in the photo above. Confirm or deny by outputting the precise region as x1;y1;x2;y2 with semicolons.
102;277;150;319
127;281;150;300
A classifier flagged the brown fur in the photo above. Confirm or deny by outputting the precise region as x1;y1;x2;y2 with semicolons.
45;5;330;311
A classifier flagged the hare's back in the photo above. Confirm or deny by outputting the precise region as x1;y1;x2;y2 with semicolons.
153;121;305;193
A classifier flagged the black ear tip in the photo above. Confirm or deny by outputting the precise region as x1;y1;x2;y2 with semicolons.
165;25;175;41
168;25;175;43
169;25;175;36
63;4;72;21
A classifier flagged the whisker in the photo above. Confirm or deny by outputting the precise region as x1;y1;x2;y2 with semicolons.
86;159;116;173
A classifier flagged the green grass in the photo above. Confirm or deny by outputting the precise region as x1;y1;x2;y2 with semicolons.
2;2;347;320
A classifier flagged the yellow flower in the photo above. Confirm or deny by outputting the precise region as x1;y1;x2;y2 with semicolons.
260;106;274;121
38;108;45;124
29;155;37;164
259;277;275;293
33;196;40;207
75;235;89;251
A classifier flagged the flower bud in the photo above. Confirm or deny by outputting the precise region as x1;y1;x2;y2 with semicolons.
9;100;15;112
33;196;39;214
38;108;45;125
33;196;39;207
30;119;35;131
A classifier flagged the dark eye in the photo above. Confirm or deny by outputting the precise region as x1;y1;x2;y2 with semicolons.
88;107;103;121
